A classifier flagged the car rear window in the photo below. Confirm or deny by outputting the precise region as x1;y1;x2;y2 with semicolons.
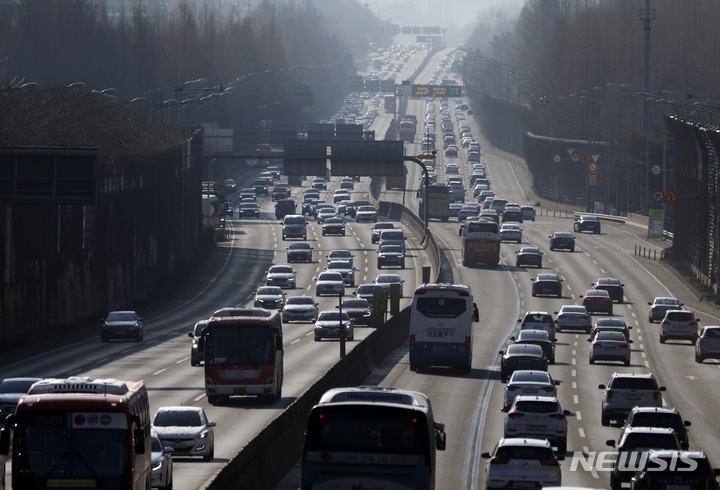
622;433;680;450
496;446;555;460
514;400;560;413
630;413;684;430
665;312;694;321
610;378;658;390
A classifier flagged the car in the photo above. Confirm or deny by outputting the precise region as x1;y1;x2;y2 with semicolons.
599;372;666;425
265;265;297;289
286;242;313;262
340;177;354;189
223;178;237;192
239;188;256;200
481;438;562;490
623;406;692;450
549;231;575;251
521;206;536;221
0;377;44;421
606;427;681;489
355;283;387;303
592;277;625;302
648;296;683;323
272;184;290;201
479;209;499;224
315;207;337;223
590;317;632;340
253;286;286;309
355;205;378;223
348;200;371;218
580;289;614;315
467;151;481;163
504;395;570;453
457;205;480;221
303;188;320;200
327;249;354;266
500;223;523;243
322;217;346;236
630;450;720;490
444;145;459;157
250;179;270;195
188;319;208;366
377;244;405;269
311;177;327;190
282;295;319;323
503;370;559;410
274;198;296;219
238;202;260;218
338;298;372;327
554;305;592;333
518;311;557;338
588;330;632;365
373;273;405;298
499;344;548;382
371;222;395;243
266;165;281;179
502;207;524;223
152;406;216;461
315;272;345;296
150;433;174;489
333;189;350;203
574;214;601;233
660;309;700;344
378;229;406;250
446;163;460;174
101;310;144;342
511;329;556;364
531;273;563;297
696;325;720;363
515;247;543;268
325;260;356;286
314;310;354;341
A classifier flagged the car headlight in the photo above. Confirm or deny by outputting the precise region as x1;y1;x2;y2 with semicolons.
152;461;165;471
198;430;209;440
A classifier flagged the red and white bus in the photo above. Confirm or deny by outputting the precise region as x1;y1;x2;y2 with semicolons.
460;219;501;267
0;377;152;490
201;307;284;404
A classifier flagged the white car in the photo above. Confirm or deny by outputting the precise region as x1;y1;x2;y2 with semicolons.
150;433;174;489
458;205;479;221
503;370;559;410
152;406;216;461
282;296;318;323
482;438;562;489
500;223;523;243
314;310;354;341
504;396;570;453
373;274;404;298
355;205;378;223
315;207;337;223
315;272;345;296
589;330;632;365
265;265;296;289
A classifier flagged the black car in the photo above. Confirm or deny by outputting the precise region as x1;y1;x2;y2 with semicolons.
377;244;405;269
630;450;720;490
502;207;524;223
275;199;296;219
251;179;270;195
322;217;346;236
101;310;143;342
499;344;548;382
531;273;563;297
511;329;556;364
574;215;601;233
286;242;313;262
549;231;575;251
515;247;543;268
593;277;625;302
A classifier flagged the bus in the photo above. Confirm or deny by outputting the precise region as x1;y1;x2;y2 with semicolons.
200;307;284;404
409;283;479;373
301;386;446;490
459;218;501;267
0;377;152;490
398;117;417;142
418;183;451;221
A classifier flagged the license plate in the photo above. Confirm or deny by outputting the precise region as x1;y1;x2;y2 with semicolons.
433;345;446;352
625;394;641;400
523;389;538;394
233;387;247;395
511;482;536;488
604;347;617;351
527;425;546;431
666;486;691;490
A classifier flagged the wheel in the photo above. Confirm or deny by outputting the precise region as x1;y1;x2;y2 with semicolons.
558;437;567;454
409;363;418;372
660;335;666;344
401;261;406;269
136;332;143;342
315;290;320;296
203;443;214;461
608;308;613;315
322;231;326;236
556;325;562;332
517;239;521;244
538;262;542;268
557;292;562;298
531;291;536;297
377;262;382;269
191;359;199;367
624;359;630;366
314;336;321;342
549;246;554;251
589;357;595;365
208;396;219;405
696;352;704;363
601;411;610;426
570;247;575;252
101;335;109;343
692;336;698;345
340;288;345;296
342;232;346;236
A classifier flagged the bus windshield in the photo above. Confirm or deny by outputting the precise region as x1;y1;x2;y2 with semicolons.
416;297;467;319
206;324;272;365
15;410;130;480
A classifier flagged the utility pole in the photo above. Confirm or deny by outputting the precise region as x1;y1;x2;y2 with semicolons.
640;0;655;214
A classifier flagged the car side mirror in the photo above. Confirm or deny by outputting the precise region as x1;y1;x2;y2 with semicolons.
554;380;561;385
684;420;692;427
188;332;194;338
563;410;572;416
606;440;616;448
498;350;504;355
599;384;606;390
659;386;666;391
509;336;516;341
628;339;634;344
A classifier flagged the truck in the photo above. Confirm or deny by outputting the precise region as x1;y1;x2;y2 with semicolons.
398;115;418;142
418;183;450;221
385;164;407;190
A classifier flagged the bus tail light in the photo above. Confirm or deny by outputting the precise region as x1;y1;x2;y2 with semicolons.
206;377;215;385
409;335;416;351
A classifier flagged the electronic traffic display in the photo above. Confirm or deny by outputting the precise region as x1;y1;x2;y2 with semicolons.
411;84;463;97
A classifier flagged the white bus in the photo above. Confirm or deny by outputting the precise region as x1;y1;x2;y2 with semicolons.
409;283;479;374
301;386;446;490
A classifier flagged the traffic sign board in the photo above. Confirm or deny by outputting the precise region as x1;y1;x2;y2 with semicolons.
664;189;678;202
589;171;597;185
651;164;662;175
591;154;601;163
580;152;592;162
571;153;580;162
652;190;665;202
552;154;561;163
589;163;598;171
416;154;435;159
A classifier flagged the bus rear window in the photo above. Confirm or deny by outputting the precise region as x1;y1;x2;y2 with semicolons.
415;297;467;319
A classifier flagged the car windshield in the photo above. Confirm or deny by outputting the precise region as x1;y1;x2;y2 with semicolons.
507;344;543;355
622;434;680;450
317;312;350;321
257;287;282;295
561;306;586;314
380;245;403;253
106;312;137;322
357;206;375;212
595;318;626;326
153;410;202;427
374;224;394;231
495;446;555;460
655;298;679;305
286;296;314;305
611;378;658;390
520;248;539;254
0;379;39;393
376;275;400;284
595;332;626;341
269;266;293;274
342;299;369;308
319;273;342;281
329;251;351;259
554;232;572;237
328;262;351;270
285;216;304;225
241;203;258;209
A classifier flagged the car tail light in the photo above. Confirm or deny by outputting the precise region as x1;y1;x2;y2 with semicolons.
540;459;559;466
606;389;613;399
507;385;520;391
548;413;565;420
507;412;525;418
603;298;612;302
409;334;416;351
541;386;555;392
690;320;698;326
701;337;710;343
662;320;671;326
593;342;602;348
490;457;509;465
619;344;629;349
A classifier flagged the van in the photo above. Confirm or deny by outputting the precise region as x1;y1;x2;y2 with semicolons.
275;199;296;219
379;229;406;251
281;214;307;240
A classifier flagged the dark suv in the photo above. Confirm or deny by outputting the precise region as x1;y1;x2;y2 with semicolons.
531;273;563;298
574;215;601;233
630;450;720;490
593;277;625;302
623;406;692;449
